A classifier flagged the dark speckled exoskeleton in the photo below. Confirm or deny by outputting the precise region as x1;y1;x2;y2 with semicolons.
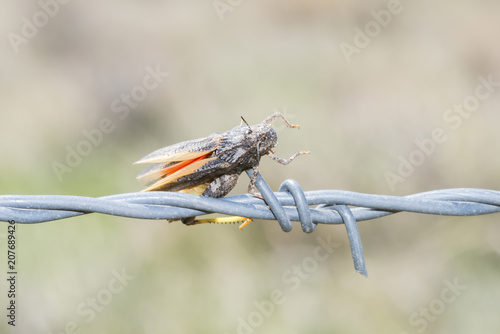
135;112;308;226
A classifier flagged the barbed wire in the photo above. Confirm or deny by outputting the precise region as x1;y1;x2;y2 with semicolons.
2;170;500;277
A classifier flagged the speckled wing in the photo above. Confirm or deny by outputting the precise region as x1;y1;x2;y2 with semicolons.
135;134;223;192
134;134;221;164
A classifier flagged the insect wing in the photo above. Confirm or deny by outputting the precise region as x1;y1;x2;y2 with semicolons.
136;152;212;185
140;155;217;191
136;133;223;191
134;134;221;164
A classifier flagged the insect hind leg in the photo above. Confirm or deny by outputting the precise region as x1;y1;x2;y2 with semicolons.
183;174;253;229
202;174;239;198
187;216;252;230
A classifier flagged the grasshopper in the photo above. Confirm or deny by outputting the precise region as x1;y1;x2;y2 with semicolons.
135;112;308;227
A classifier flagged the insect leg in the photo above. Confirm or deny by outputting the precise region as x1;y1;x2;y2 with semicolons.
188;216;252;229
188;215;253;229
183;174;253;228
267;151;310;165
262;112;300;128
182;174;239;225
244;168;266;200
202;174;239;198
248;168;259;193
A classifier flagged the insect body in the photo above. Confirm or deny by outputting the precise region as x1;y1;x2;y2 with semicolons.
135;112;308;225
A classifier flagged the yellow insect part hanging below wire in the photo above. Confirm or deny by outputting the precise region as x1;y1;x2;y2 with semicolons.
193;216;253;230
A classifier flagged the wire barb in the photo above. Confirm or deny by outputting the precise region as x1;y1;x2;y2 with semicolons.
2;173;500;277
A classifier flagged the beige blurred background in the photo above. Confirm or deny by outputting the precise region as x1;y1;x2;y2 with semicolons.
1;0;500;333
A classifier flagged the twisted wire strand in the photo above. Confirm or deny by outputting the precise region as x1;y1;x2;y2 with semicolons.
2;170;500;277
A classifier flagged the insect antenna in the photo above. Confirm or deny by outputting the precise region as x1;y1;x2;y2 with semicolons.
240;116;252;132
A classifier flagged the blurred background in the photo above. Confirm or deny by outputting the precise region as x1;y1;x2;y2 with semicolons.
1;0;500;333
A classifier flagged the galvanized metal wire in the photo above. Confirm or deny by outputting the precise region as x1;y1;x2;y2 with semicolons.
2;170;500;277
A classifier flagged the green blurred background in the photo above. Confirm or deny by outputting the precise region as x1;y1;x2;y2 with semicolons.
1;1;500;333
